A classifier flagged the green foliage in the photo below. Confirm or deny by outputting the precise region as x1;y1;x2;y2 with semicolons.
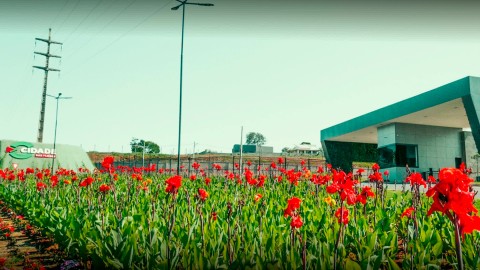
130;138;160;154
0;173;478;269
246;132;266;146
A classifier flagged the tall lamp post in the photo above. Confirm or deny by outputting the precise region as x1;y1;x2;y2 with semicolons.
172;0;214;175
47;92;72;172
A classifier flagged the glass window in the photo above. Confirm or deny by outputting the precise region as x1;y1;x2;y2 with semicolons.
378;144;418;168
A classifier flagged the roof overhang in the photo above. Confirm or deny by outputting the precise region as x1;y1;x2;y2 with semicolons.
321;76;480;148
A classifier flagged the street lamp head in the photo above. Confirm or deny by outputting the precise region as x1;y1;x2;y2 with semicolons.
171;5;181;10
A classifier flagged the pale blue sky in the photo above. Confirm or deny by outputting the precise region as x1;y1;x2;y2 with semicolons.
2;0;480;153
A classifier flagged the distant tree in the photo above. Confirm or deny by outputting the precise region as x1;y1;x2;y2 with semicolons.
281;147;290;153
130;138;161;154
246;132;266;146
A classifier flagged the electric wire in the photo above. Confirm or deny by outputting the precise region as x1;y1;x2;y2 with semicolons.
62;0;175;78
62;0;105;44
55;0;81;33
49;0;70;29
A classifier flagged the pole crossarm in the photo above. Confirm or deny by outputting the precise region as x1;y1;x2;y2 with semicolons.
34;52;61;58
35;37;63;45
33;66;60;72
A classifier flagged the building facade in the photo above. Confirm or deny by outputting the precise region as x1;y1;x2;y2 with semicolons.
321;76;480;182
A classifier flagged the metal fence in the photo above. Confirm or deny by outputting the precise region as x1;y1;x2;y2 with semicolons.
93;155;326;176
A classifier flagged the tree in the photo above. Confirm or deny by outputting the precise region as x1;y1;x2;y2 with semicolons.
130;138;161;154
246;132;266;146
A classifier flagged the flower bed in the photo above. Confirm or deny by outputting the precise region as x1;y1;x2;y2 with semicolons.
0;158;479;269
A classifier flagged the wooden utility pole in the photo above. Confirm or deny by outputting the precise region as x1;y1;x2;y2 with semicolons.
33;28;62;143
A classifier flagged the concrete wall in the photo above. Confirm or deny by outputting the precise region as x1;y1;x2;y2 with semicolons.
377;123;463;183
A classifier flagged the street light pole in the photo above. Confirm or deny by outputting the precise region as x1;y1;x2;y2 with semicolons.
172;0;214;175
46;92;72;173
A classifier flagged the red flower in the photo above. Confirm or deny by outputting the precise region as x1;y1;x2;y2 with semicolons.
406;172;426;188
79;177;94;187
290;215;303;228
101;156;114;170
368;172;383;182
99;184;111;193
356;186;375;205
335;207;349;224
198;188;209;201
5;146;13;153
372;163;380;172
165;175;182;194
284;197;302;217
426;167;480;237
254;193;262;202
190;174;197;181
205;177;211;186
211;212;217;221
276;157;283;165
192;162;200;170
36;182;47;191
401;206;415;219
0;257;6;266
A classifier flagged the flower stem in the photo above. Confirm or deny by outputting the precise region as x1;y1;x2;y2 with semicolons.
454;215;464;270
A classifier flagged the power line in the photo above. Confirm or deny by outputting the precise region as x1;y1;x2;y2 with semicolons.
62;0;106;44
55;0;81;33
49;0;71;29
62;0;174;77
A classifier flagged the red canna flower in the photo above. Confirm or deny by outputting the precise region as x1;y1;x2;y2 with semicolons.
356;186;375;205
192;162;200;170
205;177;211;186
0;257;6;266
300;159;306;167
101;156;114;170
165;175;182;194
99;184;111;193
79;177;94;187
190;174;197;181
426;167;480;237
406;172;426;188
36;182;47;191
5;146;13;153
198;188;209;201
211;211;217;221
372;163;380;172
335;207;349;225
401;206;415;219
368;172;383;182
284;197;302;217
290;215;303;229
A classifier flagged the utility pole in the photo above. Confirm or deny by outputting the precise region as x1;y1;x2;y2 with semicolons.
192;141;196;160
33;28;62;143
